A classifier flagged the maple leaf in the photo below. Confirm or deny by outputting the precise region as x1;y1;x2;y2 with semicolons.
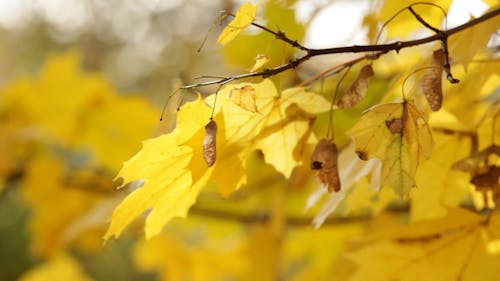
218;2;257;46
206;80;331;180
410;131;471;222
250;86;331;178
105;98;211;240
107;79;330;239
342;209;500;281
347;100;433;197
229;85;258;113
448;9;500;68
373;0;452;39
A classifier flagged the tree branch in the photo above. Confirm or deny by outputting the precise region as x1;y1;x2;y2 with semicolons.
182;8;499;90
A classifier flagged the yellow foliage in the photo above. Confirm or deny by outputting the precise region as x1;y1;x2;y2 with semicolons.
374;0;452;39
343;209;500;281
411;131;472;222
0;52;158;171
218;2;257;46
18;254;93;281
107;79;331;239
134;234;245;281
448;9;500;68
250;54;270;72
348;100;433;197
21;153;102;257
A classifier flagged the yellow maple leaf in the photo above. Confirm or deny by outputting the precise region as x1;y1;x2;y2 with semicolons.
207;81;331;179
105;98;212;240
230;85;258;113
107;79;330;239
218;2;257;46
343;209;500;281
347;100;433;197
375;0;452;39
448;8;500;68
410;129;472;222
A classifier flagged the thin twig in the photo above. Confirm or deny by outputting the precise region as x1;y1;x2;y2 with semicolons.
180;8;499;91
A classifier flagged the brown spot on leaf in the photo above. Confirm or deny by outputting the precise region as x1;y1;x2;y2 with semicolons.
203;119;217;167
310;138;341;192
356;150;369;161
385;118;403;134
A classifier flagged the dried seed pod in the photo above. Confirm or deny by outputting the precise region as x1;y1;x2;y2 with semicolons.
310;138;341;192
338;65;374;108
422;49;444;111
203;119;217;167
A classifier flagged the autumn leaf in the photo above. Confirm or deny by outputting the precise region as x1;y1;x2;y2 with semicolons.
229;85;258;113
410;129;471;222
207;80;331;180
373;0;452;39
347;100;433;197
250;54;270;72
105;98;212;239
218;2;257;46
448;9;500;68
250;86;331;178
342;209;500;281
106;79;330;239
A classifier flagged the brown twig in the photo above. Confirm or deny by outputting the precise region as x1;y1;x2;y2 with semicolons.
180;8;499;91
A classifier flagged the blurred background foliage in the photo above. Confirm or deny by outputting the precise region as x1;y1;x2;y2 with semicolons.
0;1;340;280
0;0;498;280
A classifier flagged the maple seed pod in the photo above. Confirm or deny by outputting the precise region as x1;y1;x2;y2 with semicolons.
422;49;444;111
338;64;374;108
310;138;341;192
203;119;217;167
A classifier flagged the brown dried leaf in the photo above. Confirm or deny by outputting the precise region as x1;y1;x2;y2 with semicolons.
229;85;258;113
338;64;374;108
422;49;444;111
310;138;341;192
203;119;217;167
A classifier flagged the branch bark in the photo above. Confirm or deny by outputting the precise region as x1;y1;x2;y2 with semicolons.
181;7;499;90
